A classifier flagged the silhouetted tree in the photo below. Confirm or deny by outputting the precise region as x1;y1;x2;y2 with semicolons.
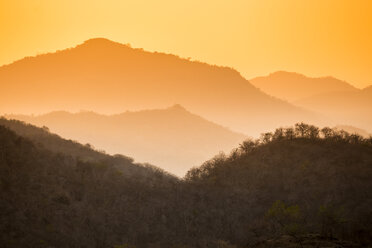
284;127;295;139
321;127;333;138
260;132;273;144
295;122;309;137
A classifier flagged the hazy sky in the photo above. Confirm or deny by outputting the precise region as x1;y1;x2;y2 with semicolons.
1;0;371;88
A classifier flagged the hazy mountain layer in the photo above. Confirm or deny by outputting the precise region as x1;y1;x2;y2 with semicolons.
250;71;358;102
294;87;372;133
5;105;246;176
250;71;372;133
333;125;371;138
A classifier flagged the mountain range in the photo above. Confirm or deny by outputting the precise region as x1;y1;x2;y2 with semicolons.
0;38;321;136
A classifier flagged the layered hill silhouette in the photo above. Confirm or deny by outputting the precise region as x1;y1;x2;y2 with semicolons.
0;38;321;136
6;105;246;176
250;71;358;102
251;71;372;133
1;121;371;247
294;86;372;133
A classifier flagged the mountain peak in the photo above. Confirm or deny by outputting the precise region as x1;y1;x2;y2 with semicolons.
165;104;192;115
269;71;306;79
82;38;117;45
78;38;130;50
168;104;187;111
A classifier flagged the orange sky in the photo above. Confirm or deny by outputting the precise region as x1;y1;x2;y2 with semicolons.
0;0;371;88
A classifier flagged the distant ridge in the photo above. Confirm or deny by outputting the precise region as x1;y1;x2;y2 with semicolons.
294;88;372;133
333;125;371;138
250;71;358;102
6;105;247;176
250;71;372;133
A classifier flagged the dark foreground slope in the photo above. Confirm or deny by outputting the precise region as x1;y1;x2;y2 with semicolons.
185;124;372;246
1;121;371;247
0;124;180;248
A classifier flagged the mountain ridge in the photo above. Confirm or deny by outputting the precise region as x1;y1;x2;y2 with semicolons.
0;38;321;136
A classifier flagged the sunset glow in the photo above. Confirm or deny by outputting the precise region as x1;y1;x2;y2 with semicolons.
1;1;372;247
1;0;371;87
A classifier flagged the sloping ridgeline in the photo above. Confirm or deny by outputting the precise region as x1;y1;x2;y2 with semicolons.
0;118;176;178
0;119;180;248
1;119;371;247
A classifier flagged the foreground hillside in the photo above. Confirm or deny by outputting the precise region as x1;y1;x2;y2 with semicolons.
0;38;319;135
185;123;372;246
6;105;246;176
0;122;180;248
1;121;371;247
